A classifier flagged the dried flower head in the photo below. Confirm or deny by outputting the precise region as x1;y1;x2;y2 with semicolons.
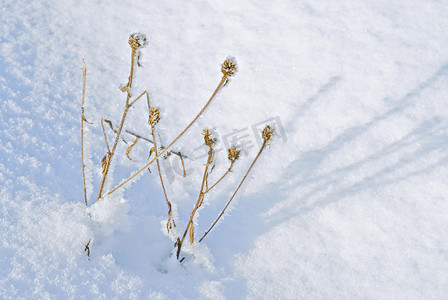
262;125;274;144
227;146;241;163
221;56;238;77
128;33;147;50
203;129;216;148
148;107;160;125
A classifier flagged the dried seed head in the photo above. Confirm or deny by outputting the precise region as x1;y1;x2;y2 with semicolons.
227;146;241;163
148;107;160;125
203;129;216;148
128;33;147;50
221;56;238;77
262;125;274;144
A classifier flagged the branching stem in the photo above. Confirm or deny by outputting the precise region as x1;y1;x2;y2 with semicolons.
176;146;214;258
205;163;234;193
107;75;229;196
199;140;267;243
97;49;146;200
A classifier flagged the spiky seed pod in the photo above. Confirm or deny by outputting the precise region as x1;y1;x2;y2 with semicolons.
203;129;216;148
227;146;241;163
221;56;238;77
128;33;147;50
148;107;161;126
262;125;274;143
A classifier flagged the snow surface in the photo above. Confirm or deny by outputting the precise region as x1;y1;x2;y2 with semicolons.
1;0;448;298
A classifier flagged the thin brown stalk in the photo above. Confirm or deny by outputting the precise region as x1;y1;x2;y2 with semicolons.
84;238;91;257
125;137;139;161
97;47;146;200
125;129;186;162
179;154;187;178
125;129;152;143
205;162;234;193
81;59;88;205
101;118;111;154
107;74;229;196
150;124;175;232
159;145;187;176
104;119;118;134
129;90;150;107
124;127;187;178
199;140;268;243
176;146;214;258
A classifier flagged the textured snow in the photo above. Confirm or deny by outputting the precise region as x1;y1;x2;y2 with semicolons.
1;0;448;299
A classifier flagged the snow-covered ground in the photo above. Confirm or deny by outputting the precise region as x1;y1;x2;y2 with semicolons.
1;0;448;298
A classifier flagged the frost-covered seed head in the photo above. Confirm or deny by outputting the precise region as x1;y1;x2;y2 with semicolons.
221;56;238;77
227;146;241;163
203;129;216;148
148;107;160;125
262;125;274;143
128;33;147;50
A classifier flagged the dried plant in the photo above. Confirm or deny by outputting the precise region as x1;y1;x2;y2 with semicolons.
101;118;111;154
81;34;275;261
81;59;88;205
175;130;216;258
105;121;187;176
148;107;160;126
96;33;148;200
203;129;217;148
125;137;139;161
84;238;92;257
146;101;176;232
262;125;274;146
106;56;238;196
128;33;147;50
199;125;274;243
228;146;241;164
175;132;241;259
203;146;241;194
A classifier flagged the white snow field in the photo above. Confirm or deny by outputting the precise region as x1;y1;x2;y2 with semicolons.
1;0;448;298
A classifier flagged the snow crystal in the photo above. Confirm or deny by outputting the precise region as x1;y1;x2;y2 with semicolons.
87;195;131;237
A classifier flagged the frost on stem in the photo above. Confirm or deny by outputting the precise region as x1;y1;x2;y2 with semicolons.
106;53;239;197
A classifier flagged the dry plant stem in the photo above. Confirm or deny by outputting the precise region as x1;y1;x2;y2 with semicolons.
104;119;118;134
84;238;91;257
129;90;149;107
97;48;138;200
205;163;234;193
101;118;111;153
125;138;139;161
180;155;186;178
125;129;152;143
151;125;174;231
199;140;267;243
107;75;229;196
126;129;187;176
125;129;186;162
81;59;88;205
106;107;187;170
177;147;214;258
